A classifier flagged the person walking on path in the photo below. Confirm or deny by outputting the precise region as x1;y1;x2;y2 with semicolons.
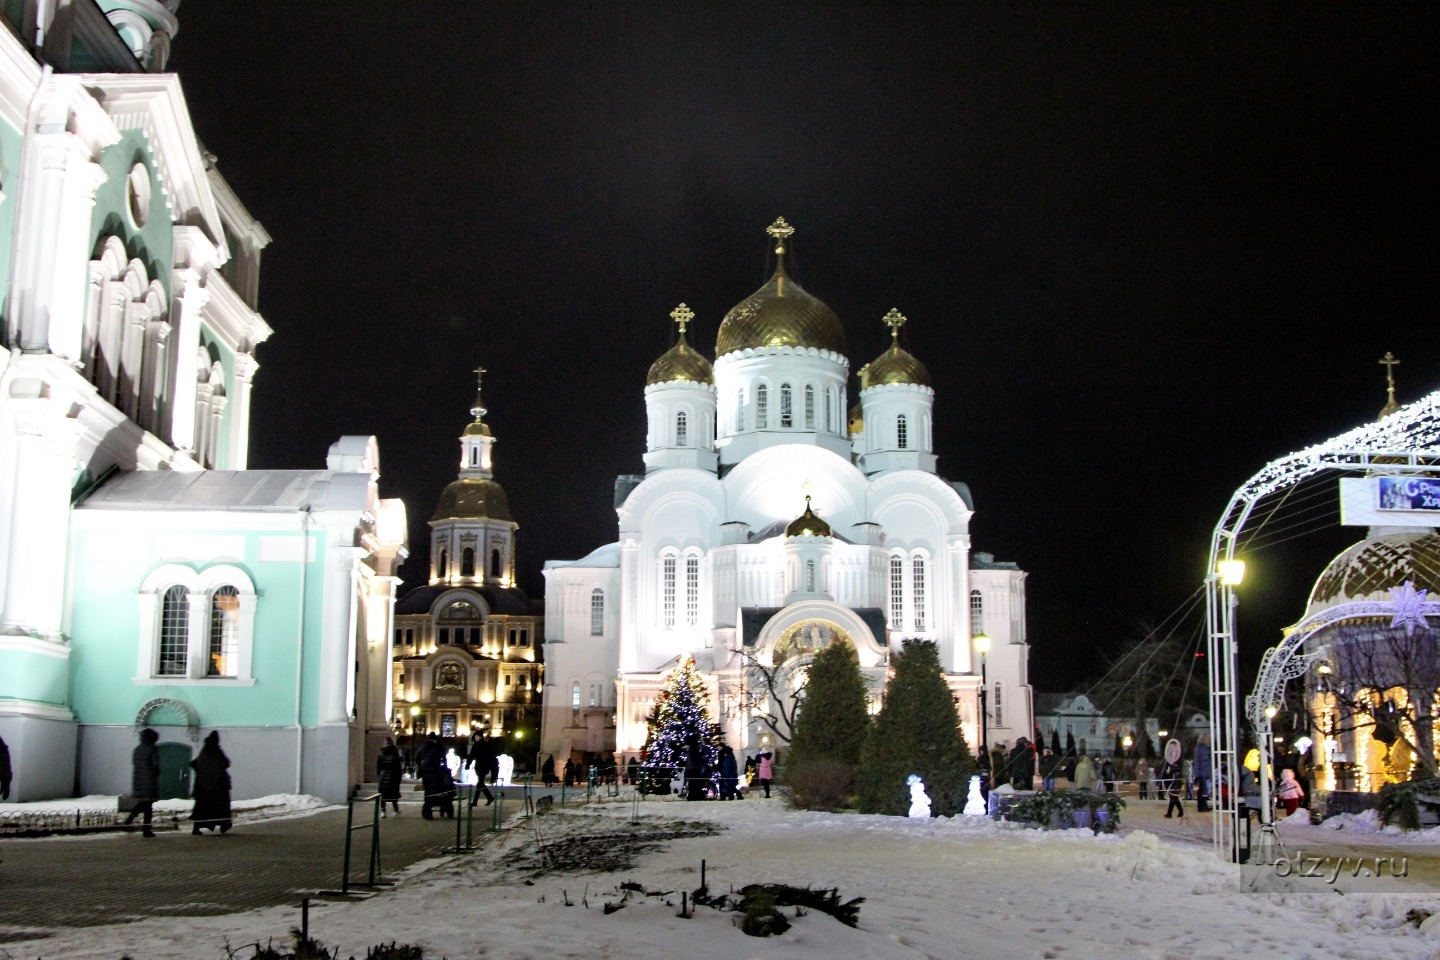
415;732;453;819
0;734;11;801
465;732;494;808
1039;748;1059;792
377;737;404;817
1162;758;1185;818
189;731;232;835
123;728;161;837
757;751;774;798
718;746;739;800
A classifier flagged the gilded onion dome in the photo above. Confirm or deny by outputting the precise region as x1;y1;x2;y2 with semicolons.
647;303;714;385
715;218;847;359
785;496;832;538
861;309;931;388
432;478;513;523
1307;532;1440;611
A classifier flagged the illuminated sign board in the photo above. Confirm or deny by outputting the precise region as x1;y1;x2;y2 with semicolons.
1379;477;1440;512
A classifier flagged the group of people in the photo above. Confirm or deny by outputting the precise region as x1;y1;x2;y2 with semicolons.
982;736;1216;817
122;727;232;837
379;730;501;820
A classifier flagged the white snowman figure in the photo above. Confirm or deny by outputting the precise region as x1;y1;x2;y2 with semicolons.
963;775;987;816
907;774;932;819
496;754;515;786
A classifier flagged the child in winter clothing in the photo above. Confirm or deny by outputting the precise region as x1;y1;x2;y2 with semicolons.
1276;768;1305;816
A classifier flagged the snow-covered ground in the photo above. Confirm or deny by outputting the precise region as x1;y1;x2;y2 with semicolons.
9;797;1440;959
0;793;329;823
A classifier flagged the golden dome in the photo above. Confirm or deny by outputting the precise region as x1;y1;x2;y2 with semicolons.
1308;532;1440;611
431;478;513;523
715;219;846;358
863;342;931;388
647;331;714;385
785;496;832;538
462;421;492;437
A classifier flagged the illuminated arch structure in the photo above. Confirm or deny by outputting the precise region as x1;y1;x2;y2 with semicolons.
1207;390;1440;860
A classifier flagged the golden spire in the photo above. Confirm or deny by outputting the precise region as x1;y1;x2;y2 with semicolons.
470;364;488;422
670;302;694;337
1379;351;1401;418
882;307;907;341
766;216;795;256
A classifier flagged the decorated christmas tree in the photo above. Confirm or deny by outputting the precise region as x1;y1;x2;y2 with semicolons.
641;655;724;793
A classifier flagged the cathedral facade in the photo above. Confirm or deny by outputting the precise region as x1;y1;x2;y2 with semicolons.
541;219;1033;765
0;3;405;802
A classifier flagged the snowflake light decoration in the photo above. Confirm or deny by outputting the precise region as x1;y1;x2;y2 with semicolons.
1389;579;1431;634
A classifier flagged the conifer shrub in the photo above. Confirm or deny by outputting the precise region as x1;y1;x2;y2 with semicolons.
784;642;870;809
784;758;854;811
855;640;976;816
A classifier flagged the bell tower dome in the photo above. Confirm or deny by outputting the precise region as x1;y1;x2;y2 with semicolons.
644;304;718;474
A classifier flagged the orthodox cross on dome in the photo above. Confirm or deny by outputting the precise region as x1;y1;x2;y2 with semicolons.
471;364;488;420
766;216;795;255
670;303;694;336
882;307;907;341
1389;580;1430;635
1379;351;1401;417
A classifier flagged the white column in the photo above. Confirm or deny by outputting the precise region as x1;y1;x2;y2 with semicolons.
228;352;258;469
317;546;364;725
7;79;112;359
618;537;641;672
1;400;82;638
165;268;209;453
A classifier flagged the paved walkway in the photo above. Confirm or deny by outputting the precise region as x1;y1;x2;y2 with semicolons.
0;798;490;937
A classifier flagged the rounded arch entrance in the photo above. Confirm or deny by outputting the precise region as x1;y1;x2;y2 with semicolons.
750;601;887;668
134;697;200;743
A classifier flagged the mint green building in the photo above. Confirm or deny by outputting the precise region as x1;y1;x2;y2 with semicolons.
0;3;407;802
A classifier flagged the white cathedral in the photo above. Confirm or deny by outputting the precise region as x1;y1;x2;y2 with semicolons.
541;218;1033;765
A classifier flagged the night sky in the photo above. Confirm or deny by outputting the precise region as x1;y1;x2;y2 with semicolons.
168;4;1437;692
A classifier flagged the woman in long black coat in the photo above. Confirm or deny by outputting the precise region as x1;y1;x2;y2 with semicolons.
190;731;232;834
377;738;404;817
123;728;161;837
415;732;453;819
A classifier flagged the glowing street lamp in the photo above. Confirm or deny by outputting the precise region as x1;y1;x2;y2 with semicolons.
1217;559;1246;587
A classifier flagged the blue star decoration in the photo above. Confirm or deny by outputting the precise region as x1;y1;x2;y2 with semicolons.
1389;580;1431;635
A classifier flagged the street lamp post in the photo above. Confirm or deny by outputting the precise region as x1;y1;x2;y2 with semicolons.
974;633;992;758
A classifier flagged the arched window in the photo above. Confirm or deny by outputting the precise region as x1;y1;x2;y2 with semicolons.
662;555;677;627
461;547;475;577
911;555;926;630
685;555;700;626
159;585;189;676
897;414;909;449
805;559;816;592
590;588;605;636
756;384;768;429
437;548;448;579
736;389;745;431
970;590;984;635
889;555;904;628
780;383;793;427
208;585;240;677
571;681;581;715
804;385;815;429
491;548;501;577
676;411;688;446
589;683;598;707
471;447;479;466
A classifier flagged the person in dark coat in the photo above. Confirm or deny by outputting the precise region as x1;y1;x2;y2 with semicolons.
124;728;161;837
718;746;739;800
0;734;12;801
1099;757;1117;793
541;755;557;786
415;732;453;819
684;744;707;800
1008;738;1034;790
1193;737;1213;812
189;731;232;834
1162;758;1185;818
464;732;494;808
377;737;404;816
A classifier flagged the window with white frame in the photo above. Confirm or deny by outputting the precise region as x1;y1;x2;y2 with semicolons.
994;682;1004;727
736;388;745;431
970;589;984;635
889;555;903;628
571;681;581;716
912;555;926;629
756;384;768;428
897;414;909;449
676;411;688;446
804;385;815;429
780;383;793;427
685;555;700;626
662;555;677;627
805;559;816;592
824;388;834;433
590;588;604;636
138;564;257;683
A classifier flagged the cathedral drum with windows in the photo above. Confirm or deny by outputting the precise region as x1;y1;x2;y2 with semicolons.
541;219;1033;765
